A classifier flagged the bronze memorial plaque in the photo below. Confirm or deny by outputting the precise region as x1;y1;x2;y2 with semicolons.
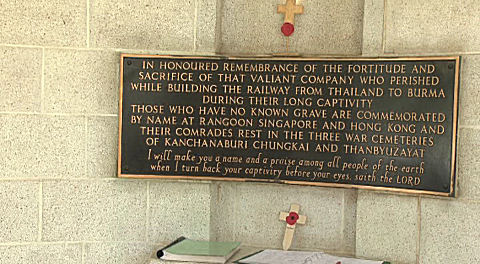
118;54;460;196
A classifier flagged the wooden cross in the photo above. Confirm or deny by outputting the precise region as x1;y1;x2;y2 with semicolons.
279;204;307;250
277;0;304;24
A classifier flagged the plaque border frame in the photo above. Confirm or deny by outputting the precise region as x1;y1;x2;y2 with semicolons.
118;54;460;197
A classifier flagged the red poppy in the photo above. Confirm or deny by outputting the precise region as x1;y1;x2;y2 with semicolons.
281;22;295;36
286;212;299;225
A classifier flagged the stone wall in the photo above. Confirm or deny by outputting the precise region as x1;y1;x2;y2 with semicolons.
0;1;478;263
357;1;480;263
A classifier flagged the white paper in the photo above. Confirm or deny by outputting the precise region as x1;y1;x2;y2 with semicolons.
237;249;383;264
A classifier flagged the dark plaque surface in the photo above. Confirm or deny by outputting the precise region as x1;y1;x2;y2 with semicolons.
118;55;460;196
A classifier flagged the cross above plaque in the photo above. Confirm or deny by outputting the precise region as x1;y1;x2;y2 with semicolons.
279;204;307;250
277;0;304;53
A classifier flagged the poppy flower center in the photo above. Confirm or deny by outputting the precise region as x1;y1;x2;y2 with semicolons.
286;212;299;225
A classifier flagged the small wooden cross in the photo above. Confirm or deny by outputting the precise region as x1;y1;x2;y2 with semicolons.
279;204;307;250
277;0;304;24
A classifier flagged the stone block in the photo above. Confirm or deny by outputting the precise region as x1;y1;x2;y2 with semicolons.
84;242;156;264
90;0;195;50
385;0;480;53
220;0;364;55
362;0;385;55
420;198;480;263
343;189;358;254
148;181;211;243
0;46;42;112
42;180;147;241
356;191;418;264
0;243;82;264
0;0;86;47
44;49;118;115
0;181;39;242
87;116;118;178
456;128;480;199
196;0;220;52
0;114;85;178
458;55;480;126
232;183;354;252
210;182;237;242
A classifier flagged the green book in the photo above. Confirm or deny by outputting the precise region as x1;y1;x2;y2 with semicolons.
160;238;241;263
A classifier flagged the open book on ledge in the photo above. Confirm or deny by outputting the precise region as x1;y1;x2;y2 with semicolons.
148;239;388;264
234;249;390;264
